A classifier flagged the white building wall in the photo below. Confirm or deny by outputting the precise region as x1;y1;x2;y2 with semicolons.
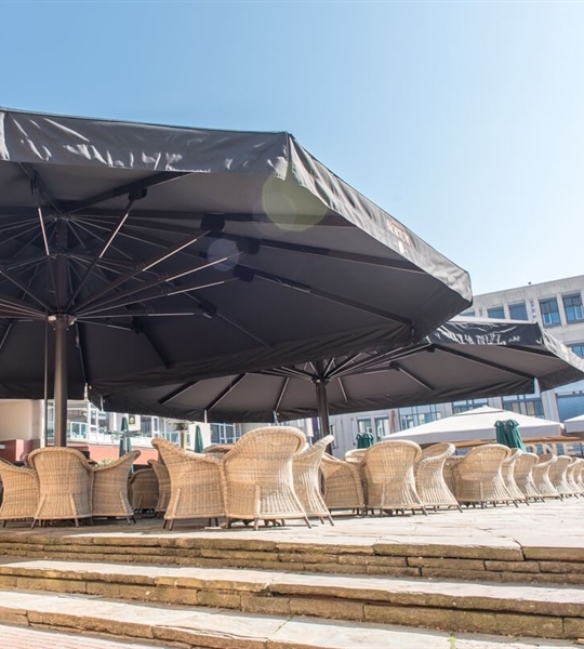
0;400;36;440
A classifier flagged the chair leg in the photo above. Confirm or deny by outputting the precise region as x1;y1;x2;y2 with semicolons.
303;515;311;529
168;519;174;531
253;518;259;531
326;512;334;526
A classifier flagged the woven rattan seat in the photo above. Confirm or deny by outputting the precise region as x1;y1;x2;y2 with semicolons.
451;444;514;507
415;443;461;512
222;426;310;530
293;435;334;525
92;451;141;523
320;454;364;515
152;438;224;530
514;452;543;502
28;448;93;527
202;444;233;457
501;450;528;504
129;467;159;512
549;455;574;498
362;440;426;516
148;459;171;514
0;457;39;525
532;454;560;499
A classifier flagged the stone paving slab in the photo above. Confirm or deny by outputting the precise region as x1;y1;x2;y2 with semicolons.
0;592;581;649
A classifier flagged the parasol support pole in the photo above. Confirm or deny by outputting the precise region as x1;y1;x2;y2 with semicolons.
53;315;68;447
314;377;331;442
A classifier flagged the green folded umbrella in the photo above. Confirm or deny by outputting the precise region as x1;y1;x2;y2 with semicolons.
356;432;375;449
495;420;526;450
194;425;204;453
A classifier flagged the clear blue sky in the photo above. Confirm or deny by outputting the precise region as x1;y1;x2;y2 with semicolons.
1;0;582;296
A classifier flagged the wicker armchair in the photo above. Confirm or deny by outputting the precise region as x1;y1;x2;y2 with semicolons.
565;458;582;496
320;453;365;515
451;444;514;507
532;454;561;499
574;459;584;492
549;455;574;498
0;458;39;526
148;459;171;515
501;450;528;505
152;438;224;530
28;448;93;527
92;451;141;523
514;452;543;502
362;440;426;516
128;467;159;512
415;443;461;512
222;426;309;530
293;435;334;525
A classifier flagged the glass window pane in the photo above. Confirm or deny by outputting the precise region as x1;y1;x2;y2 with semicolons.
539;298;561;327
487;306;505;319
508;302;528;321
374;417;389;439
563;293;584;323
357;418;372;434
570;344;584;358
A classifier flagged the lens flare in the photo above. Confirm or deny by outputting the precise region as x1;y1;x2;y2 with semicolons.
261;176;328;232
207;239;239;272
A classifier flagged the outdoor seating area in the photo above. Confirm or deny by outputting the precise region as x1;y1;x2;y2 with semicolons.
1;432;582;533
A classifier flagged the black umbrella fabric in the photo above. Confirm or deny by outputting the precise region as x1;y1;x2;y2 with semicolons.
0;107;472;444
96;319;584;433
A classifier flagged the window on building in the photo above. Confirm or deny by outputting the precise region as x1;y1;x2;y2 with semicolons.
357;418;373;434
210;423;240;445
508;302;528;321
451;398;488;414
563;293;584;323
397;405;441;430
570;343;584;358
502;395;544;418
557;391;584;421
487;306;505;319
460;309;475;318
374;416;389;440
539;298;561;327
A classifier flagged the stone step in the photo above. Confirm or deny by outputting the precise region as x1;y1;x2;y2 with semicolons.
1;520;584;585
0;590;581;649
0;558;583;639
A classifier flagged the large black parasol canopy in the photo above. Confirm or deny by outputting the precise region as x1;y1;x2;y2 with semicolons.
0;107;471;445
95;319;584;432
